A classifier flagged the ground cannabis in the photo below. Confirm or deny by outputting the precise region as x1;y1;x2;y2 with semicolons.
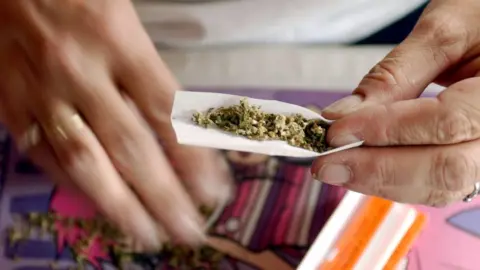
193;98;330;152
8;206;225;269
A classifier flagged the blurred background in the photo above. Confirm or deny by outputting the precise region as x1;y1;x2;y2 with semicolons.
3;1;479;270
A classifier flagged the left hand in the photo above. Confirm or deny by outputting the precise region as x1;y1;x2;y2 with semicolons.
312;0;480;206
0;0;232;247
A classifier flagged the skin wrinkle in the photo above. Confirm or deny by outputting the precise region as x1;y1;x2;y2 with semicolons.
428;45;450;78
435;109;469;144
358;60;402;101
437;89;480;144
418;12;470;65
383;54;417;100
353;20;466;106
437;152;466;192
377;153;397;188
424;190;446;207
404;107;433;144
314;0;480;206
374;104;393;145
377;104;412;145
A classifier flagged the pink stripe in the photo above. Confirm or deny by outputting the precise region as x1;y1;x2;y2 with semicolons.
273;165;305;245
231;162;266;220
232;180;253;217
217;181;246;225
286;171;311;244
216;162;266;228
235;180;262;238
259;166;292;247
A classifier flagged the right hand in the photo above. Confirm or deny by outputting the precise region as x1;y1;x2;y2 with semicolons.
0;0;232;249
314;0;480;207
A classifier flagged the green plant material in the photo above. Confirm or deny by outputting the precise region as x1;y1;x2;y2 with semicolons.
8;206;226;269
193;98;330;152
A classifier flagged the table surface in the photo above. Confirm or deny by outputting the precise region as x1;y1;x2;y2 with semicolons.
159;45;443;94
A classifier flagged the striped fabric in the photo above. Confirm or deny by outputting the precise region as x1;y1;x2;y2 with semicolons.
0;91;364;269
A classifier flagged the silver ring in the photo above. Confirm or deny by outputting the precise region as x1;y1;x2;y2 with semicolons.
463;182;480;203
17;123;41;152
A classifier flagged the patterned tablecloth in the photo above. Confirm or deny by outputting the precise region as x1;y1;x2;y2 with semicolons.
0;89;478;270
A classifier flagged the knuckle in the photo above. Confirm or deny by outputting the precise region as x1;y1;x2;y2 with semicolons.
414;14;468;61
350;155;395;199
366;59;398;85
105;126;154;170
39;39;69;66
38;38;85;83
435;108;474;144
102;189;130;210
432;151;473;192
425;190;454;208
417;16;461;45
360;59;403;98
96;191;134;222
358;55;413;102
376;156;397;187
56;136;95;174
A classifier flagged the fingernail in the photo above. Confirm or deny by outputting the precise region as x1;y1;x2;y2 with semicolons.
200;182;233;206
174;213;207;245
197;156;234;207
136;217;162;249
330;134;362;147
322;95;364;115
156;225;170;243
314;164;351;185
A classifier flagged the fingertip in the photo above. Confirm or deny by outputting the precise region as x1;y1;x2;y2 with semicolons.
170;146;234;208
321;94;365;119
313;163;352;186
194;179;233;209
310;155;331;177
130;213;163;249
329;133;363;148
166;211;207;246
93;193;162;250
325;113;368;147
320;111;343;121
194;152;233;207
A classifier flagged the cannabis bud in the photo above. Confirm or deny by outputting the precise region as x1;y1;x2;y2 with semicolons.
8;205;225;269
193;98;330;153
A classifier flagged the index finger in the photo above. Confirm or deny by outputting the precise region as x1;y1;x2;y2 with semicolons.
326;77;480;147
111;8;233;208
322;1;472;119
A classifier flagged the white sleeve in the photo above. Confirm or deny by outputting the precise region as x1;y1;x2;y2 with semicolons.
133;0;427;47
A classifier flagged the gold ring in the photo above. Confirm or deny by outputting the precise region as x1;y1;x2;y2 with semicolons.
50;114;85;141
17;123;41;152
18;113;85;152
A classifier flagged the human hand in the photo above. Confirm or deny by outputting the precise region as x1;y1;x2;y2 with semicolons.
312;0;480;206
0;0;232;249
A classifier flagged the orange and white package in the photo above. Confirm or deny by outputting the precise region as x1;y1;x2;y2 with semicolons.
298;191;426;270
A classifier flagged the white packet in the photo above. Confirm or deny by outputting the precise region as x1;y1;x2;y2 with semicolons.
171;91;363;158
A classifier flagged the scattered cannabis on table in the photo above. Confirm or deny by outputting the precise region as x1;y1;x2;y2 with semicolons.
7;206;225;269
192;98;330;152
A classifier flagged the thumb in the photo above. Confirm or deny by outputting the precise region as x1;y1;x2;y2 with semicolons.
322;9;469;119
